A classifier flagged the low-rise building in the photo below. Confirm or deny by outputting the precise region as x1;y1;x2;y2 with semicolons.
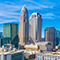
36;51;60;60
0;50;24;60
0;44;24;60
20;50;36;60
24;44;39;51
36;42;53;51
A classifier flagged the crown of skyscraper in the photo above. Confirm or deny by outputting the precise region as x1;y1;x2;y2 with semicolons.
30;12;40;19
22;5;27;11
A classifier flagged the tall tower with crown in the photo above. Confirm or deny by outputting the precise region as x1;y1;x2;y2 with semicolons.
19;5;29;46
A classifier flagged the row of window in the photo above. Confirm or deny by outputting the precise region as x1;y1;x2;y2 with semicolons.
37;56;60;60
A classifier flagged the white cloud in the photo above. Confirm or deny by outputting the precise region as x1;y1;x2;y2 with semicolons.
25;0;55;9
41;13;55;19
0;2;21;24
42;13;55;16
0;0;56;24
0;20;18;24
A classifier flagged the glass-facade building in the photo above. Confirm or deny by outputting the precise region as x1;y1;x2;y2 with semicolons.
3;23;18;48
0;51;24;60
0;31;3;47
0;31;3;38
11;52;24;60
55;30;60;46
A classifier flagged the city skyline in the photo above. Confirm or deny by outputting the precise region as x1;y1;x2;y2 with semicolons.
0;0;60;38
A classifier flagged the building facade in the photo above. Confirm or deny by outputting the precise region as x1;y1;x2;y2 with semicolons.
30;12;42;44
36;52;60;60
0;31;3;47
36;42;53;51
3;23;18;48
19;5;29;46
55;30;60;46
0;31;3;38
0;51;24;60
45;27;56;48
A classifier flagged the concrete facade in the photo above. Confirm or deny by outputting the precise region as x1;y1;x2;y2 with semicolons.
30;12;42;44
45;27;56;48
36;52;60;60
36;42;53;51
19;5;29;46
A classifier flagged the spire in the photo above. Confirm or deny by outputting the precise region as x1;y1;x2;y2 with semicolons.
22;5;27;11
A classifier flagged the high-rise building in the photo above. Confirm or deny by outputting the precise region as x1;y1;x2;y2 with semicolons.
0;31;3;47
45;27;56;48
19;5;29;46
30;12;42;44
0;31;3;38
3;23;18;48
55;30;60;46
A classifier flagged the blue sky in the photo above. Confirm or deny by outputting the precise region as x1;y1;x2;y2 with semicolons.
0;0;60;38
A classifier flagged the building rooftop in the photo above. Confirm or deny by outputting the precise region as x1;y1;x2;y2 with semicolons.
0;50;23;55
36;42;51;44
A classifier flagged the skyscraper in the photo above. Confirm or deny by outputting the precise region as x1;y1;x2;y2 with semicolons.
30;12;42;44
55;30;60;46
3;23;18;48
19;5;29;46
45;27;56;48
0;31;3;47
0;31;3;38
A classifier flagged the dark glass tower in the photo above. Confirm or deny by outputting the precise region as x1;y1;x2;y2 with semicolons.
3;23;18;48
0;31;3;47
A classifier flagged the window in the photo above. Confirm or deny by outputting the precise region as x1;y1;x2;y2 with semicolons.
47;59;49;60
24;20;25;22
40;58;42;60
55;58;57;60
38;57;39;60
45;58;46;60
4;55;7;60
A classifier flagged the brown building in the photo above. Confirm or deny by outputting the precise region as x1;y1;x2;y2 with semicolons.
19;5;29;46
45;27;56;48
30;12;42;44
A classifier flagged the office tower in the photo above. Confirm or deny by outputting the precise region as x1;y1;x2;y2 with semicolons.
45;27;56;48
0;31;3;38
0;31;3;47
55;30;60;46
30;12;42;44
19;5;29;46
3;23;18;48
